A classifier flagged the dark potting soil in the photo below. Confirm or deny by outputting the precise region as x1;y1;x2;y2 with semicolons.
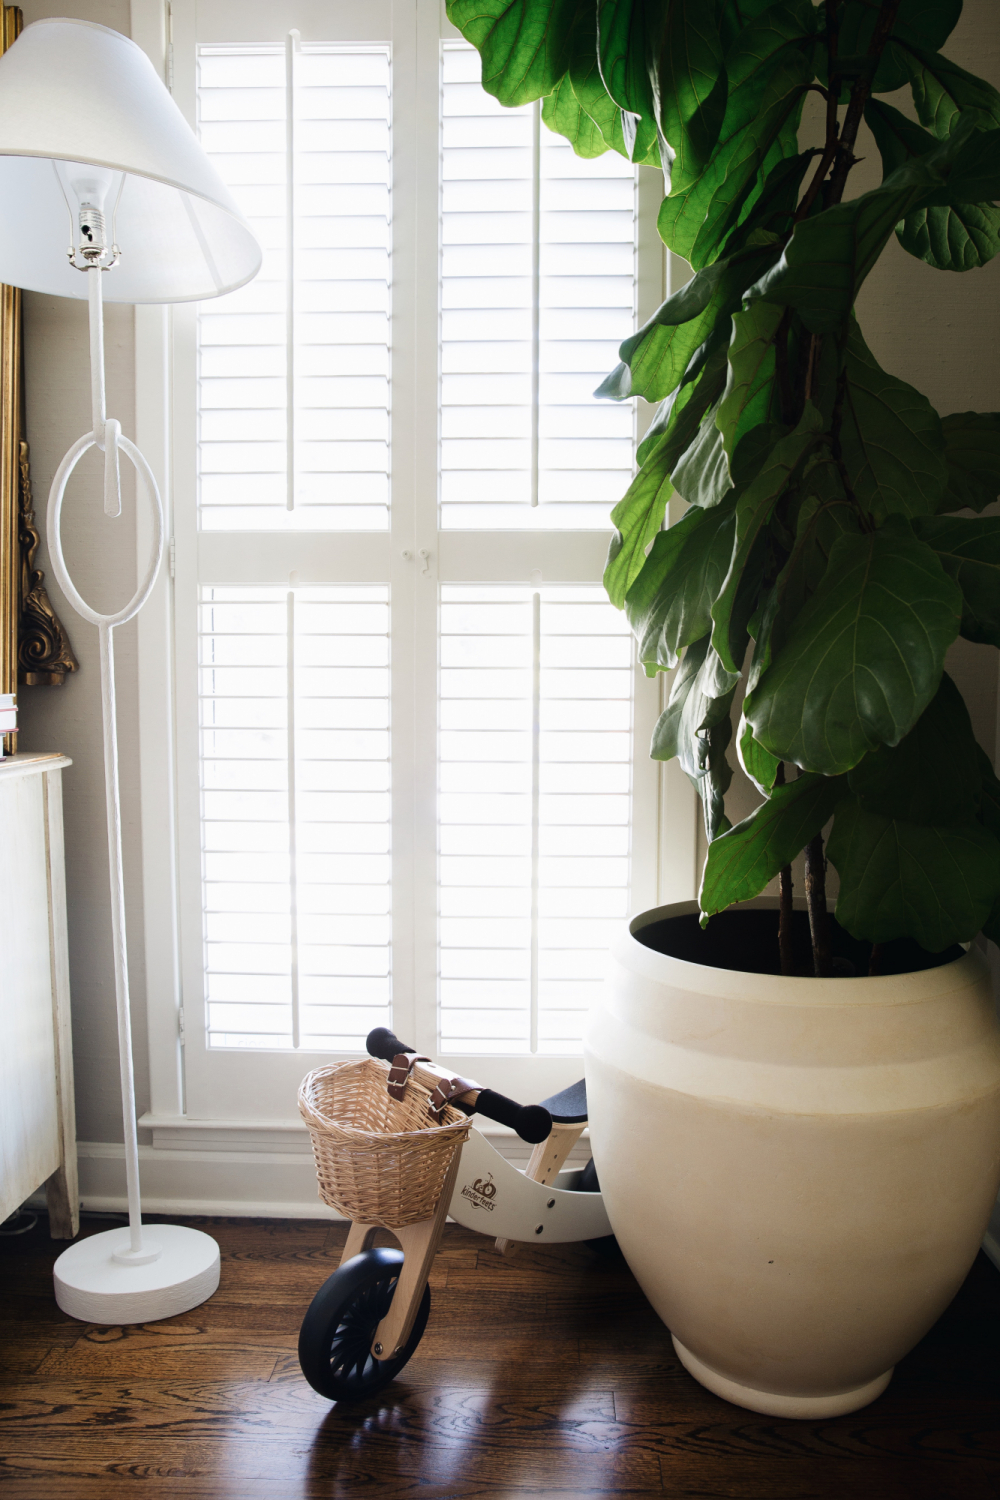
634;907;964;978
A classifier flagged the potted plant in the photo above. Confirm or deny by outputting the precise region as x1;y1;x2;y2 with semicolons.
448;0;1000;1416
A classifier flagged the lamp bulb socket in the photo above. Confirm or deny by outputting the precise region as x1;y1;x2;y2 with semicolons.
78;205;107;259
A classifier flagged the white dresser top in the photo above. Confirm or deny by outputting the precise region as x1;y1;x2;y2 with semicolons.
0;751;72;781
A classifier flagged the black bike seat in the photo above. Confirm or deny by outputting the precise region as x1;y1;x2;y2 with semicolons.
538;1077;588;1124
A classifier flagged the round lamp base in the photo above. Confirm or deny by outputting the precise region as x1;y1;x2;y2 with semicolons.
54;1224;220;1325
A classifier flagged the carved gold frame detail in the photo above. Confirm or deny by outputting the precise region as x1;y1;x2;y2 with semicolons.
0;5;77;754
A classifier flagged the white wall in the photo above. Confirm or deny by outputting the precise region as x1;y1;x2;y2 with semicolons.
15;0;148;1146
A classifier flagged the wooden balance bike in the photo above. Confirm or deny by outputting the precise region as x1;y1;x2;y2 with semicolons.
296;1027;612;1402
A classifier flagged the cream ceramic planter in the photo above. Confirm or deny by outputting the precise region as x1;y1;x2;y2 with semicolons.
585;898;1000;1419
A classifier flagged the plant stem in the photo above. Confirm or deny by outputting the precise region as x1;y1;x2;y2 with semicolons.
825;0;903;206
774;763;796;976
868;942;884;977
803;832;831;977
793;0;843;224
795;0;902;224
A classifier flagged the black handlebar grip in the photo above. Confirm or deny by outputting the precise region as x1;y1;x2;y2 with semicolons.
366;1026;415;1062
475;1089;551;1145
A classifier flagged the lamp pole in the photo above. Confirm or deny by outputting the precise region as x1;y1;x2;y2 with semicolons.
45;253;221;1320
0;14;260;1322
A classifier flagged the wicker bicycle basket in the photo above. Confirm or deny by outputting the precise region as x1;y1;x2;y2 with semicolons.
298;1058;471;1229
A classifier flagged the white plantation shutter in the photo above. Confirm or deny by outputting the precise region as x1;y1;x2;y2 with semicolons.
144;0;669;1122
197;46;391;530
439;586;634;1055
199;585;391;1050
440;45;636;529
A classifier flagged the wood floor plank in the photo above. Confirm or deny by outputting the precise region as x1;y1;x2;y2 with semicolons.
0;1433;665;1492
31;1327;286;1383
2;1216;998;1498
655;1454;998;1500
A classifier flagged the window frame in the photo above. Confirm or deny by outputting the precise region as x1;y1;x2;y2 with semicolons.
131;0;699;1129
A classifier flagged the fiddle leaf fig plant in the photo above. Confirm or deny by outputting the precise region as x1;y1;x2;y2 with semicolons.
447;0;1000;976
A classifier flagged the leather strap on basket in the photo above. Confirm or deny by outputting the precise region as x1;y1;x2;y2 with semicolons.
428;1074;479;1117
386;1052;430;1101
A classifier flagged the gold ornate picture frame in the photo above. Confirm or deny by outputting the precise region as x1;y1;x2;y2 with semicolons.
0;4;76;754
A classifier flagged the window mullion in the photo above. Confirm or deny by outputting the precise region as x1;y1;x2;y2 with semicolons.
285;28;297;512
530;99;541;510
530;589;541;1052
286;589;300;1048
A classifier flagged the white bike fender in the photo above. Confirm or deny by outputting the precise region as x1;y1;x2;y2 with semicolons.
448;1128;612;1242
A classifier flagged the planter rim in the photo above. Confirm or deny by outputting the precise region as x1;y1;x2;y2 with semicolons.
619;898;979;1009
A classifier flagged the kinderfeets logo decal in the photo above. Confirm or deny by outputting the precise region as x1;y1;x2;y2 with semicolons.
460;1172;497;1212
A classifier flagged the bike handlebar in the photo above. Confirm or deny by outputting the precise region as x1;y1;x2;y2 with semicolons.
473;1089;552;1145
365;1027;552;1145
366;1026;414;1063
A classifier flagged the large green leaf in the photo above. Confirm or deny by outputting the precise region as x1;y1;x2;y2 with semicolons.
737;713;781;794
697;720;734;841
597;0;662;163
597;244;777;404
603;456;673;609
750;126;994;332
656;2;815;268
865;99;1000;271
634;336;731;467
716;300;784;461
672;398;734;508
541;0;632;159
700;771;846;917
604;349;729;607
745;469;860;693
651;634;739;839
718;150;815;258
904;41;1000;139
926;126;1000;205
625;493;738;672
710;403;823;672
936;411;1000;513
718;0;787;53
651;0;727;190
446;0;582;105
837;321;948;521
911;514;1000;646
745;516;963;775
827;796;1000;950
847;672;982;826
543;72;611;157
833;0;962;95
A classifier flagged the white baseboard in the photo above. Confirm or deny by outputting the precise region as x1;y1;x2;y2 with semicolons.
26;1125;592;1222
48;1131;996;1267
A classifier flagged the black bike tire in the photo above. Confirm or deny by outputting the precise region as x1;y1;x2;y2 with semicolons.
298;1246;431;1402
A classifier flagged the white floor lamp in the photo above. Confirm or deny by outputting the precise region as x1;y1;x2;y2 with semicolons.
0;18;261;1323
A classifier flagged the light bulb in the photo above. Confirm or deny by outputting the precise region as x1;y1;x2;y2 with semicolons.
53;159;124;270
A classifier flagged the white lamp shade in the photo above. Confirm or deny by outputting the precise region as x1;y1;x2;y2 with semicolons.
0;18;260;302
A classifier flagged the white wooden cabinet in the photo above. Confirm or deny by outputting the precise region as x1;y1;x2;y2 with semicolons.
0;751;78;1237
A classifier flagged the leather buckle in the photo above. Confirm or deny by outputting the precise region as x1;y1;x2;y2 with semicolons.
386;1051;430;1101
428;1074;478;1117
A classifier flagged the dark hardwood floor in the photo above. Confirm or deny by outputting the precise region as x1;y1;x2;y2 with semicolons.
1;1212;999;1498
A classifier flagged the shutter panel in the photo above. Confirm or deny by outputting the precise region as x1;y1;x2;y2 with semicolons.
440;44;636;530
197;46;391;530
